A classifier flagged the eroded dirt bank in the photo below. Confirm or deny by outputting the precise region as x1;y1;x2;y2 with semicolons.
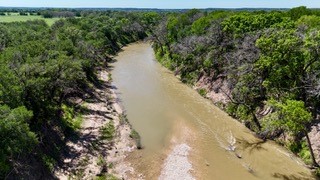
54;69;137;179
195;73;320;167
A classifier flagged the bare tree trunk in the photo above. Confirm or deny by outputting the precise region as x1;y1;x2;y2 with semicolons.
251;110;261;131
304;130;319;167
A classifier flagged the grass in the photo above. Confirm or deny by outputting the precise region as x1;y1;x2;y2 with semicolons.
95;174;119;180
97;155;107;167
198;88;207;97
61;104;83;132
100;122;115;141
0;14;60;26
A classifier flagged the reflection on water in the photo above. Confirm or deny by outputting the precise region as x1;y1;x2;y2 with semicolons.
112;42;315;180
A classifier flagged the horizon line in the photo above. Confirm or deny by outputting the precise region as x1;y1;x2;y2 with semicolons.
0;6;312;10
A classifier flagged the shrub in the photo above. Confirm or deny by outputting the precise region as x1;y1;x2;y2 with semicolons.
198;88;207;97
95;174;119;180
100;122;115;140
130;129;142;149
41;154;56;172
61;104;83;131
0;105;37;177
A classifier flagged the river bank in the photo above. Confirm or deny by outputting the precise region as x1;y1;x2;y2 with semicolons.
195;73;320;168
54;68;138;179
112;42;315;179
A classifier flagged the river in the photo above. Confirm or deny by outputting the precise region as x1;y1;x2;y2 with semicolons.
112;42;315;179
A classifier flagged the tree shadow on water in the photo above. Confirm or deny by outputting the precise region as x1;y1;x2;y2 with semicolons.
272;172;316;180
236;137;267;153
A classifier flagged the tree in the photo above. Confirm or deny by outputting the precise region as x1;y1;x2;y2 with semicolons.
256;29;305;100
191;16;211;35
296;15;320;29
0;105;37;178
287;6;311;21
222;12;284;37
264;99;318;167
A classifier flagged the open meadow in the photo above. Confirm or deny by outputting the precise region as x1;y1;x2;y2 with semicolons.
0;14;59;25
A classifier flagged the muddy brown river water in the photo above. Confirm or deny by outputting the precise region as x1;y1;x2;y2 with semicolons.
112;42;315;180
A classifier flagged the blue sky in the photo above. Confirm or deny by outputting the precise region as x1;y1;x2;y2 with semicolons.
0;0;319;9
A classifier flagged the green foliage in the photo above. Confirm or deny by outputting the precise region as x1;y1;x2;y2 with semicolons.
191;16;211;35
0;105;37;177
265;100;311;135
198;88;207;97
222;12;284;36
0;15;59;25
287;6;311;21
315;167;320;177
156;52;174;70
97;155;107;167
61;104;83;131
203;58;213;68
41;154;56;172
288;141;302;154
288;140;312;165
130;129;142;149
0;11;151;177
100;122;115;141
226;102;237;116
298;141;312;165
1;7;320;177
256;29;305;99
95;174;119;180
296;15;320;29
142;12;161;28
152;8;320;164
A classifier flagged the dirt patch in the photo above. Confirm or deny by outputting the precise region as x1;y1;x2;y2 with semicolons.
194;75;230;104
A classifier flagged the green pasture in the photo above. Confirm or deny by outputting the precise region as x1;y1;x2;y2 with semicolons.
0;14;59;26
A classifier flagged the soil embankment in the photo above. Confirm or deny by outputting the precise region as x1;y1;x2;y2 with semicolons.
195;73;320;166
55;69;137;179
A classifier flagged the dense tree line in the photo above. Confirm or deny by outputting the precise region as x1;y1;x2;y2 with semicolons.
152;7;320;169
0;11;159;178
2;6;320;177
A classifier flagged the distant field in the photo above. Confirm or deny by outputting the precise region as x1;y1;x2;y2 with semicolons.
0;15;60;26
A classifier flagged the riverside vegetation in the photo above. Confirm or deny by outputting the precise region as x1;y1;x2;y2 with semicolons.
1;6;320;178
0;10;159;178
152;6;320;173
